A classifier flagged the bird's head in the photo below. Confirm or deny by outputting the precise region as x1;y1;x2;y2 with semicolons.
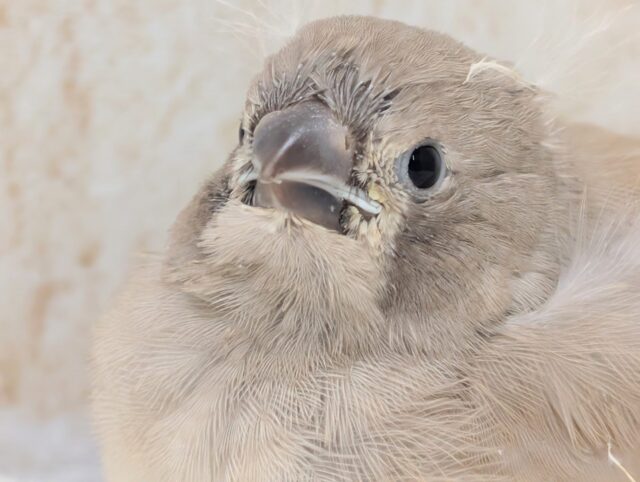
166;16;574;356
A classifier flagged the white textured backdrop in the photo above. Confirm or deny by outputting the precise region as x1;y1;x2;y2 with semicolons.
1;1;639;480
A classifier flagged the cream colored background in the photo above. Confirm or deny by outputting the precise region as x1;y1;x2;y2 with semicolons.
1;1;639;480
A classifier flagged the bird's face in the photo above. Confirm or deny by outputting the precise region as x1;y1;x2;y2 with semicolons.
167;17;571;356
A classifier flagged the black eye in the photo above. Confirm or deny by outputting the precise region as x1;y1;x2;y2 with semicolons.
407;145;441;188
238;123;246;143
397;141;445;192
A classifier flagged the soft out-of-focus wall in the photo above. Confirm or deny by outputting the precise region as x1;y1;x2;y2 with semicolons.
1;1;638;480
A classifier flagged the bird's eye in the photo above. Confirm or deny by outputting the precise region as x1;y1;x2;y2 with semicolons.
396;141;445;192
406;145;442;189
238;123;246;143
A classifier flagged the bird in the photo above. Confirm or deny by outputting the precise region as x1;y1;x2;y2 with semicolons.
91;15;640;481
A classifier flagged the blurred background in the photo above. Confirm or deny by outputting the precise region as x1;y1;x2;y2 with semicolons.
1;0;639;480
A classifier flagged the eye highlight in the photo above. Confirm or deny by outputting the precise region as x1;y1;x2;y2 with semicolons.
396;141;445;193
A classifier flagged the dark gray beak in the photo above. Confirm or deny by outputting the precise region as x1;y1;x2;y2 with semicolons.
251;102;356;230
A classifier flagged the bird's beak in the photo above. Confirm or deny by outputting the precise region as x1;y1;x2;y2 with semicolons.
248;101;380;231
